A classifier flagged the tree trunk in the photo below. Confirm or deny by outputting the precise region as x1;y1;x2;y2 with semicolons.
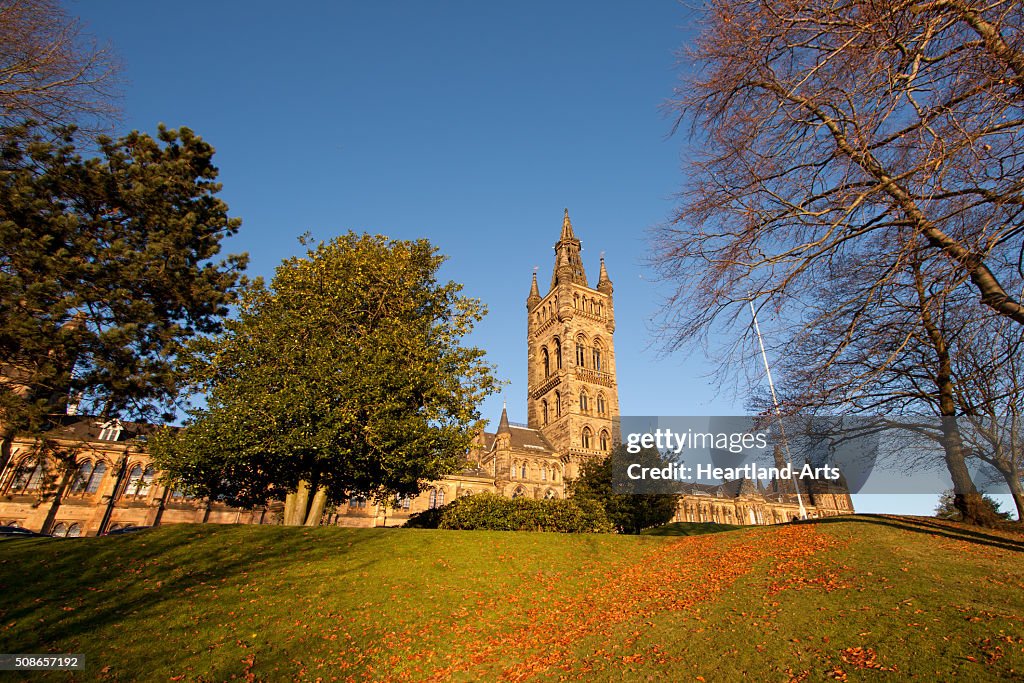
1006;474;1024;523
304;487;328;527
915;270;997;527
283;490;298;526
285;479;321;526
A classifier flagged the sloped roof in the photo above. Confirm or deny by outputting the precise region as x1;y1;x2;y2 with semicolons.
480;425;557;454
29;415;162;443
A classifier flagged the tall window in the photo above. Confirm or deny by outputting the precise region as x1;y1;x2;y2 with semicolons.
541;400;549;425
86;461;106;493
542;347;550;377
70;460;107;495
592;342;603;371
123;464;155;498
575;341;585;366
510;462;517;479
8;458;44;493
70;461;92;493
600;430;610;451
554;339;562;369
582;427;592;449
521;463;527;479
429;488;445;509
555;391;561;417
597;393;606;416
579;391;589;414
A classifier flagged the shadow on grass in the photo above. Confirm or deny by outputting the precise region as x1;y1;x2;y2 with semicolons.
0;524;396;678
640;521;742;537
809;514;1024;553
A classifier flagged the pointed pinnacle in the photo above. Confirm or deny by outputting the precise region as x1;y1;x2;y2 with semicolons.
560;208;576;241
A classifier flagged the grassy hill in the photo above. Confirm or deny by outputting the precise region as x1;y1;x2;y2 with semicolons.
1;516;1023;681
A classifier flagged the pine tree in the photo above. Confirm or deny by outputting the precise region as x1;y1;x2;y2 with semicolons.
0;123;247;472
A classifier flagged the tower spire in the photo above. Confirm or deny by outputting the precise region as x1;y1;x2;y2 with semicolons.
550;208;587;290
597;254;613;294
497;402;511;435
560;208;576;241
527;269;540;308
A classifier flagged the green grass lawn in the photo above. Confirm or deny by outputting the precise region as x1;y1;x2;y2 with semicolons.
1;516;1022;681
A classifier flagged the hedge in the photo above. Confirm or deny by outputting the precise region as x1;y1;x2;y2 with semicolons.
404;492;613;533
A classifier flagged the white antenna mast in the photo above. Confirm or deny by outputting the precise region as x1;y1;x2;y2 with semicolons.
749;300;807;520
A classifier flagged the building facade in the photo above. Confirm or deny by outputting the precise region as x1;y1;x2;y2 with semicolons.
0;210;851;534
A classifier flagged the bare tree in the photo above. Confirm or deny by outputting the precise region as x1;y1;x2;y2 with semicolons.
655;0;1024;352
952;314;1024;520
0;0;120;132
764;241;1024;524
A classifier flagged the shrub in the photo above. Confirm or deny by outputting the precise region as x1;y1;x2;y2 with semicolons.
403;492;612;533
403;506;445;529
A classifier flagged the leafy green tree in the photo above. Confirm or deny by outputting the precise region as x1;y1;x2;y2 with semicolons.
150;233;501;526
569;445;680;534
0;123;246;473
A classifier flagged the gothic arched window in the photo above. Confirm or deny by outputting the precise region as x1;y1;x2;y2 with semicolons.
123;464;155;499
600;430;610;451
579;390;589;414
554;338;562;369
69;460;107;495
596;393;606;416
575;341;585;367
87;462;107;494
541;400;549;425
8;458;44;493
592;341;603;371
542;347;550;378
582;427;592;450
555;391;562;417
521;463;528;479
70;461;93;493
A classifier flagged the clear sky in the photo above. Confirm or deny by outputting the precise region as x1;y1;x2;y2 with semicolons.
64;1;961;516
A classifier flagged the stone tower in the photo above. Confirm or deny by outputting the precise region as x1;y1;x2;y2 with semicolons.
526;209;620;479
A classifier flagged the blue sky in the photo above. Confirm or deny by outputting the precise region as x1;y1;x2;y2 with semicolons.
65;1;955;516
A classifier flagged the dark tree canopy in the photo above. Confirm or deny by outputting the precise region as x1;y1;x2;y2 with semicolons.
569;445;680;534
0;123;247;467
149;233;501;525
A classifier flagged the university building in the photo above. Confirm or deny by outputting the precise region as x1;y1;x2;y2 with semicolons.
0;211;851;535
